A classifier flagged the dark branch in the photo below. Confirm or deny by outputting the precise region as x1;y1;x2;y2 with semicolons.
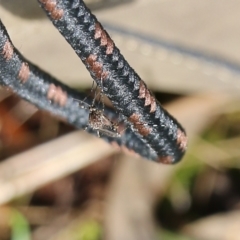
37;0;187;163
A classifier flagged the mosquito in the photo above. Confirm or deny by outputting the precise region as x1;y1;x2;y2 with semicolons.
76;81;121;138
88;105;120;138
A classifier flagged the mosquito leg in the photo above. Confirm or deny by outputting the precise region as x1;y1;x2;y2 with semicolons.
99;76;105;112
92;82;99;107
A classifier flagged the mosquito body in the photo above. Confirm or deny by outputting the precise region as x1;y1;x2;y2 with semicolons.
88;106;120;138
76;80;121;138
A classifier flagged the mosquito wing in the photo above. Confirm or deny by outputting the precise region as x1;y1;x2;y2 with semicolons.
98;128;121;138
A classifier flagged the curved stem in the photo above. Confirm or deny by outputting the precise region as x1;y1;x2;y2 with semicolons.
37;0;187;163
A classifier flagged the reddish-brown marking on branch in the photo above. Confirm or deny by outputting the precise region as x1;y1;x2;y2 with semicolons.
40;0;63;20
128;113;151;136
2;40;13;60
138;80;156;113
18;63;30;83
177;129;188;151
157;156;173;164
47;83;68;106
86;54;108;80
94;23;114;55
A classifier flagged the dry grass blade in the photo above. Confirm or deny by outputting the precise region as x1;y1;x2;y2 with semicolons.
0;131;118;205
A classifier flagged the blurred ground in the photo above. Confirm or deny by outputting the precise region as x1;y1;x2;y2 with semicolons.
0;0;240;240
